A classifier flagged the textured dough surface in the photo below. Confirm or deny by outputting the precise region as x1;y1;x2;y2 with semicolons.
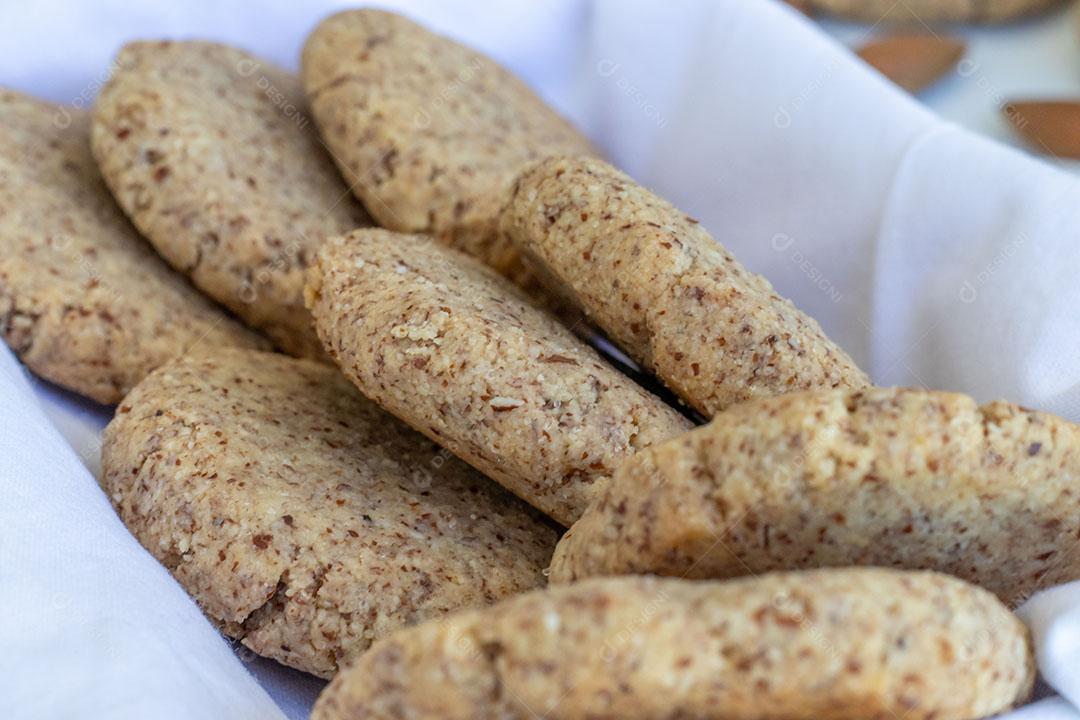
301;9;595;291
0;89;267;404
807;0;1064;22
101;348;557;678
551;387;1080;607
313;570;1033;720
305;229;692;525
92;41;371;359
500;156;870;417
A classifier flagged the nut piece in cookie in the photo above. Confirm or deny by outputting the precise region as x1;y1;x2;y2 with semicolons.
807;0;1064;22
500;156;870;417
0;89;268;404
92;41;372;359
305;229;692;526
101;348;557;678
301;9;596;293
312;570;1033;720
551;386;1080;607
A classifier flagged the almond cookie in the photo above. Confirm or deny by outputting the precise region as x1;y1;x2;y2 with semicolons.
500;156;870;417
0;90;267;404
101;348;556;679
301;9;595;291
806;0;1064;22
305;229;693;526
313;570;1033;720
551;387;1080;607
92;41;371;359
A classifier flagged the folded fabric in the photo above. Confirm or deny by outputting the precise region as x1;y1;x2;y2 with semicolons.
1020;581;1080;714
580;0;1080;415
0;346;287;720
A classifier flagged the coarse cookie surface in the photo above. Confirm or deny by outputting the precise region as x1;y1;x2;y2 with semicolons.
806;0;1064;22
101;348;557;678
92;41;371;359
301;9;595;290
0;89;267;404
305;229;692;526
551;387;1080;606
312;570;1033;720
500;156;870;417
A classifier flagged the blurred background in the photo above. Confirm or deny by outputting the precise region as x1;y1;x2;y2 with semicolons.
821;3;1080;174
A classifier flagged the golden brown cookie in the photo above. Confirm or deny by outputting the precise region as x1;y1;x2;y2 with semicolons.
301;9;595;291
0;89;267;404
313;570;1033;720
551;387;1080;607
101;348;557;678
500;156;870;417
92;41;371;359
305;229;693;526
807;0;1064;22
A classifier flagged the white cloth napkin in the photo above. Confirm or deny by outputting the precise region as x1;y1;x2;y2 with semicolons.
0;350;287;720
2;0;1080;718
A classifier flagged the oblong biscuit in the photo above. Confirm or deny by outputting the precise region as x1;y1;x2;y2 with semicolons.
551;387;1080;607
101;348;557;678
92;41;371;359
305;229;693;525
313;570;1033;720
806;0;1064;22
0;89;267;404
301;9;596;291
500;156;870;417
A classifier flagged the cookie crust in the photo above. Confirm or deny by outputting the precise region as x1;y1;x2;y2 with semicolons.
101;348;557;678
551;387;1080;607
301;9;595;290
305;229;692;525
0;90;267;404
500;157;869;417
313;570;1033;720
92;41;371;359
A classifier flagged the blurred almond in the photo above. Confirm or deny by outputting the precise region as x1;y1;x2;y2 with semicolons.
856;35;965;94
782;0;814;15
1004;101;1080;159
